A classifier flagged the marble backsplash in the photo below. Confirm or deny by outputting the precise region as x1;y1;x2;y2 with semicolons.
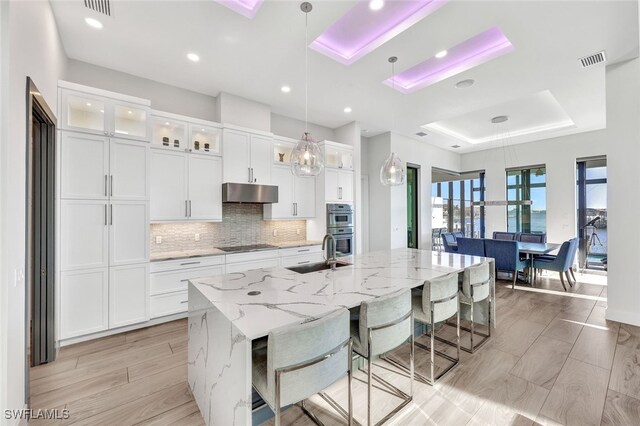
150;204;307;255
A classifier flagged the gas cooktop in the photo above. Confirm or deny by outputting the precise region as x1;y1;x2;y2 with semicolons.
217;244;278;253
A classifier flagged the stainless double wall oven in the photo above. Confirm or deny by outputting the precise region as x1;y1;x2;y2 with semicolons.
326;203;354;256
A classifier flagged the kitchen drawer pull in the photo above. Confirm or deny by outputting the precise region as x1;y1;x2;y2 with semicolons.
298;260;311;265
104;175;108;196
180;279;190;282
180;261;201;266
110;204;113;225
298;249;310;253
110;175;113;196
180;300;188;304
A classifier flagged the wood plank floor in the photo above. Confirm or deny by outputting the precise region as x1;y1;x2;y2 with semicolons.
27;271;640;425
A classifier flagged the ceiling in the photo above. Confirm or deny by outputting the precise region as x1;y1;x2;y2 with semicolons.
49;0;639;153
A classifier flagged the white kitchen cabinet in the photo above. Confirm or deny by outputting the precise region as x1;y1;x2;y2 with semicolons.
109;263;149;328
150;291;189;319
150;149;189;221
225;250;280;273
60;132;109;200
150;265;225;296
109;201;149;266
150;150;222;222
60;200;109;271
110;139;150;200
60;268;109;339
188;155;222;221
325;169;354;203
263;165;315;219
222;128;272;184
225;258;280;274
280;252;324;267
59;84;150;142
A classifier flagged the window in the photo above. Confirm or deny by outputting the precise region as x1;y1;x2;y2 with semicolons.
506;166;546;233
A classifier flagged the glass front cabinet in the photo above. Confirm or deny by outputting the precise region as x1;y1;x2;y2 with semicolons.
151;111;221;155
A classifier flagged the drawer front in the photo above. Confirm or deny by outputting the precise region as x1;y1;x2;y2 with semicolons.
225;258;280;274
150;291;188;318
280;253;325;268
279;245;322;258
150;255;225;273
150;266;224;295
225;250;279;265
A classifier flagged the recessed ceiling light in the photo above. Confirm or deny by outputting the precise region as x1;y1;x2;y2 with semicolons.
491;115;509;124
344;107;352;113
127;110;133;114
369;0;384;11
187;53;200;62
415;131;428;137
281;86;291;93
435;50;448;59
86;102;92;107
85;17;103;29
100;109;104;113
165;122;170;125
451;145;461;148
455;79;475;89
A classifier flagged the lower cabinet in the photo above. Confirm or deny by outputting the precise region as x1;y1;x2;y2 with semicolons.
225;258;280;274
225;250;281;274
109;264;150;328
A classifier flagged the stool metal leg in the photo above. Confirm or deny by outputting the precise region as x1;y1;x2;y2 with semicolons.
368;332;373;426
348;340;353;426
430;304;435;385
470;301;474;352
275;371;281;426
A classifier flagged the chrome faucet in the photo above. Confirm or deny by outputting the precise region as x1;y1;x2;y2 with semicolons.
322;233;338;270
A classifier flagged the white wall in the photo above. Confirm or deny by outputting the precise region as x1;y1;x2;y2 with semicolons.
65;59;217;121
461;130;605;243
2;1;68;422
270;113;335;142
334;122;362;253
366;133;392;251
215;92;271;132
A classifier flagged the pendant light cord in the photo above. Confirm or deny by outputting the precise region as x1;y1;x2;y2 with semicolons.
391;60;396;133
305;10;309;133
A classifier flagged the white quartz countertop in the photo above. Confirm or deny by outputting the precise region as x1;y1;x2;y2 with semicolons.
190;248;490;340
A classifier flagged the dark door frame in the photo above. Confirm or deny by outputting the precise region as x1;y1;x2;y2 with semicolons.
407;163;420;248
26;77;57;404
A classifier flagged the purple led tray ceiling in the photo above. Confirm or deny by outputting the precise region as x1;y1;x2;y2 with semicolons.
215;0;264;19
384;27;514;93
310;0;448;65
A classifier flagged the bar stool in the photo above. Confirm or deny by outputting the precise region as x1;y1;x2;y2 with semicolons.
252;308;353;426
441;262;491;353
350;289;414;426
412;272;461;385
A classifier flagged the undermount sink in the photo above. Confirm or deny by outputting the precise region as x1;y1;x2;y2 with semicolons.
286;261;351;274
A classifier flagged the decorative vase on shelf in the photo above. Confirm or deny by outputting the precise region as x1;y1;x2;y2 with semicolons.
278;153;285;162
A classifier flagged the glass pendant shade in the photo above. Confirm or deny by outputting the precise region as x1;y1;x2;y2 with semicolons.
291;132;324;177
380;152;405;186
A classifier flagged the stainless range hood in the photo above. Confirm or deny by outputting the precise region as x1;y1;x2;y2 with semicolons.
222;183;278;204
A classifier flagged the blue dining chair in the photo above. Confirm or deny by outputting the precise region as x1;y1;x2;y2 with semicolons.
442;233;458;253
456;237;486;257
484;239;529;289
452;231;465;240
532;238;578;291
492;231;517;241
518;233;547;243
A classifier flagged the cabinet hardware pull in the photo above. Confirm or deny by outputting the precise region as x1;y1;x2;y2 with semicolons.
180;261;201;266
104;204;107;226
110;204;113;225
185;200;188;217
110;175;113;196
298;249;310;252
104;175;108;196
180;279;190;282
189;200;192;217
248;167;251;183
180;300;188;304
298;260;310;264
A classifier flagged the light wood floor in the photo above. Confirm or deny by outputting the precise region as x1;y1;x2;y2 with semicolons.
28;271;640;426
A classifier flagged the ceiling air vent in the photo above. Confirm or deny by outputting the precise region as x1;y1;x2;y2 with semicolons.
84;0;111;16
451;145;461;149
415;131;428;137
579;51;606;68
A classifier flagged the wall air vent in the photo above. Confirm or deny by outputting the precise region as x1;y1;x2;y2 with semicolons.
415;131;428;137
84;0;111;16
579;51;606;68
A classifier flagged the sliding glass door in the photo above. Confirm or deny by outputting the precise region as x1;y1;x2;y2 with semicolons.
577;158;607;270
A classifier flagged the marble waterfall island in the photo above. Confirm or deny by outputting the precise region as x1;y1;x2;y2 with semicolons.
187;248;495;425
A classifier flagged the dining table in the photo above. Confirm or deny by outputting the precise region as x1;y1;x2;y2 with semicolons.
518;242;561;284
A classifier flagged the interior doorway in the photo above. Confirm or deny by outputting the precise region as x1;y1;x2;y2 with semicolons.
577;157;607;271
407;164;419;248
26;77;57;376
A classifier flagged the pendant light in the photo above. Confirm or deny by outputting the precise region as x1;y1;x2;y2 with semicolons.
290;2;324;177
380;56;406;186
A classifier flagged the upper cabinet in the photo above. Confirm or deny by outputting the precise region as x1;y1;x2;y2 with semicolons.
320;141;355;203
322;141;354;170
59;81;151;142
222;128;272;184
150;111;221;155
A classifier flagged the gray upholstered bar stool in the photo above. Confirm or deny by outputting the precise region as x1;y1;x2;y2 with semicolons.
350;289;414;426
441;262;491;353
252;308;353;426
412;272;460;385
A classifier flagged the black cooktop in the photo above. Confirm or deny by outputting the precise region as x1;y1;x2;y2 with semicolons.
218;244;278;253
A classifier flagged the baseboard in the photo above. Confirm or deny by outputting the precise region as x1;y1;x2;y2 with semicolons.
606;308;640;327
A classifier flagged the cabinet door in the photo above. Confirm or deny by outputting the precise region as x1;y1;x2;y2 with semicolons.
150;150;188;221
110;201;149;265
110;139;149;200
60;268;109;339
225;258;280;274
222;130;250;183
264;166;294;219
188;155;222;221
60;132;109;200
338;171;354;202
294;175;316;218
250;134;272;184
60;200;109;271
109;263;149;328
325;169;340;202
112;102;150;142
60;90;107;135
